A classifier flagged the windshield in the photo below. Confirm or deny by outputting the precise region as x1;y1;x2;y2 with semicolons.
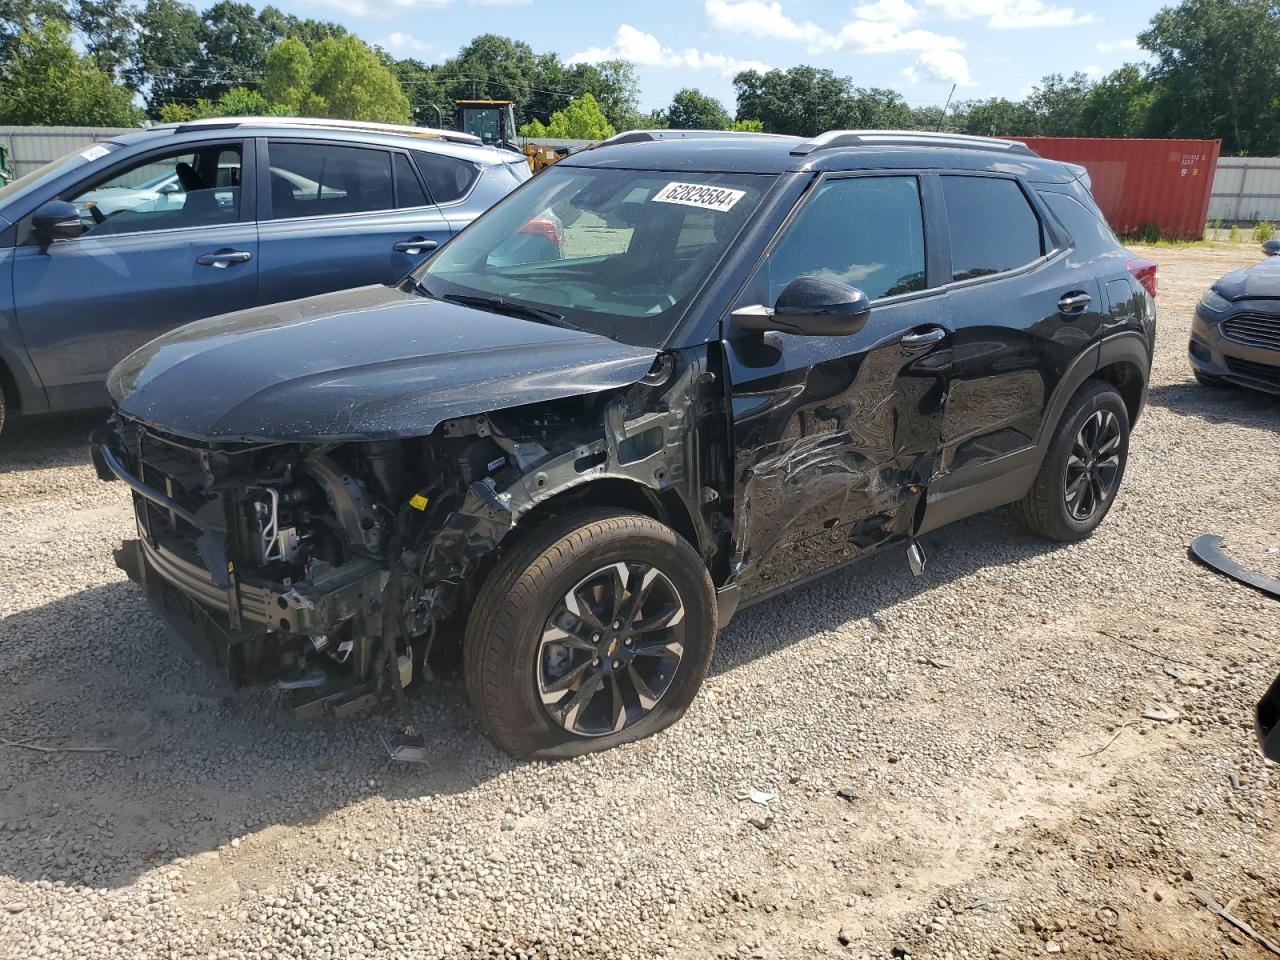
415;165;774;347
0;143;118;209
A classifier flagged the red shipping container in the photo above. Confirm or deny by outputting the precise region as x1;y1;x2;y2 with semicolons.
1021;137;1221;240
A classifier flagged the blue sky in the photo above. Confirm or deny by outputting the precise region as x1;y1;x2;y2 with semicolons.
276;0;1166;111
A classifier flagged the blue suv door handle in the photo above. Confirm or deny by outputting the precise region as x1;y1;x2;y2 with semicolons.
900;326;947;352
196;249;252;269
393;237;439;255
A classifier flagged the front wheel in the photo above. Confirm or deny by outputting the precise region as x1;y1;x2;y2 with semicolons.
1014;380;1130;542
464;509;717;760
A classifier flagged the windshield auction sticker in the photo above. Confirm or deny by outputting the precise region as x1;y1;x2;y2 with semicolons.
79;145;110;162
652;182;745;213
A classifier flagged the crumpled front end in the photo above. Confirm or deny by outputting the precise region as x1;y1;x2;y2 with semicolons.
95;350;725;720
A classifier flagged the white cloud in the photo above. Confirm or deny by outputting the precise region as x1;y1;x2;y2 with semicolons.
902;49;973;85
854;0;922;23
921;0;1092;28
378;31;431;54
568;24;770;78
705;0;963;53
1095;38;1139;53
1081;63;1103;77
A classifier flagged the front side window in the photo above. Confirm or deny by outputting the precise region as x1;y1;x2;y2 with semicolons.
941;175;1043;281
268;142;393;219
764;175;927;303
66;145;241;237
417;166;773;347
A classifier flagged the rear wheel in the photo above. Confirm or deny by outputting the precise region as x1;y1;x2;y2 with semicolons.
1014;380;1130;543
0;390;6;439
464;509;716;760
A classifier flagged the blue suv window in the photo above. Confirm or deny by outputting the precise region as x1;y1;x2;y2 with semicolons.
941;175;1043;281
412;150;479;204
67;145;241;237
268;142;393;219
766;175;926;303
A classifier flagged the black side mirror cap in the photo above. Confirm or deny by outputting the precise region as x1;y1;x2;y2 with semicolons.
732;276;871;337
1262;239;1280;257
32;200;85;244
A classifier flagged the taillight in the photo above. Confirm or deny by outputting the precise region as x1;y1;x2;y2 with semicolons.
519;217;562;247
1127;257;1158;298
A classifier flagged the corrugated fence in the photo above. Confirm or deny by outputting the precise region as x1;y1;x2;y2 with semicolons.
1;126;137;177
1207;157;1280;224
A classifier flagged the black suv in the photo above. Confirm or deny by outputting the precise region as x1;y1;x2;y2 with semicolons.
95;130;1157;759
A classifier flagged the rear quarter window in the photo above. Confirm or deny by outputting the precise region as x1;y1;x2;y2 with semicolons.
1039;190;1121;260
413;151;480;204
941;176;1043;281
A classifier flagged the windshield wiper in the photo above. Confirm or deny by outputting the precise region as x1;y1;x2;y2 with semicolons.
441;292;582;331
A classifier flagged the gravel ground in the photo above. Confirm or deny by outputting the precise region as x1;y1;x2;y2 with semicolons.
1;242;1278;960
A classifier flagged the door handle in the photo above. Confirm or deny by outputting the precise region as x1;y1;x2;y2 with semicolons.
394;237;438;255
1058;291;1092;314
900;326;947;352
196;249;252;268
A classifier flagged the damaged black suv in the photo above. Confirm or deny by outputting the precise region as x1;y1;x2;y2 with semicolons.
95;130;1156;759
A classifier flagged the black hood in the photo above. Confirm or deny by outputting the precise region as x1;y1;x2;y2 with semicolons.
1214;257;1280;300
108;284;659;443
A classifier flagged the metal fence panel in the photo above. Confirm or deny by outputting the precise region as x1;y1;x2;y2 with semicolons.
0;126;138;177
1208;157;1280;224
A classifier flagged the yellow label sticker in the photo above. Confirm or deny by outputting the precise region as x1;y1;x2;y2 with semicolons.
409;493;429;511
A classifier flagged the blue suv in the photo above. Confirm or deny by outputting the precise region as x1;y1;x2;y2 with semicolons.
0;117;530;435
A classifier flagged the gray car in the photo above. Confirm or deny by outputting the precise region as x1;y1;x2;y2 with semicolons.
0;116;531;436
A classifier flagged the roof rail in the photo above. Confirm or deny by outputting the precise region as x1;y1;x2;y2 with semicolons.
594;128;788;148
151;116;484;146
790;130;1036;158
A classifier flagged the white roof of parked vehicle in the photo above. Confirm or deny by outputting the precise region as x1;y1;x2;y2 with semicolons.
148;116;485;146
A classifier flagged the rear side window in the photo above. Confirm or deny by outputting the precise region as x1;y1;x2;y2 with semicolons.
394;152;429;208
413;150;480;204
941;176;1043;281
765;175;926;302
1040;190;1119;260
268;142;393;219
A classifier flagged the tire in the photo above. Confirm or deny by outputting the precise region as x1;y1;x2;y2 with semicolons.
0;390;6;439
1193;369;1230;388
1014;380;1130;543
464;509;717;760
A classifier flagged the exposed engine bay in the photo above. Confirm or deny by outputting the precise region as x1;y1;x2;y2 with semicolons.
94;353;727;722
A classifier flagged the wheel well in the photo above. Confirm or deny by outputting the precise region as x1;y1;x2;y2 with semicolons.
509;478;701;557
1093;361;1145;426
0;358;18;413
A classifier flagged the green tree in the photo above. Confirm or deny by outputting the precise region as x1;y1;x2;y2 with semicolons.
520;93;614;139
159;84;282;120
957;96;1039;136
257;4;346;48
307;34;410;123
734;66;856;136
1;0;62;64
131;0;204;113
1025;72;1094;136
263;36;311;112
1140;0;1280;153
70;0;137;81
0;19;142;125
728;118;764;132
1079;65;1156;137
667;87;732;129
198;0;271;98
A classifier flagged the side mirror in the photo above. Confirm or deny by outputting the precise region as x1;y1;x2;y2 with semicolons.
1263;239;1280;257
32;200;85;244
732;276;871;337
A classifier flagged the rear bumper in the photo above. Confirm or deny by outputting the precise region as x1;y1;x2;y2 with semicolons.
1190;307;1280;395
1256;672;1280;762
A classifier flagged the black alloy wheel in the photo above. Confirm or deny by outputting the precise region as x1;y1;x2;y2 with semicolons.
1063;408;1123;522
537;562;686;737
